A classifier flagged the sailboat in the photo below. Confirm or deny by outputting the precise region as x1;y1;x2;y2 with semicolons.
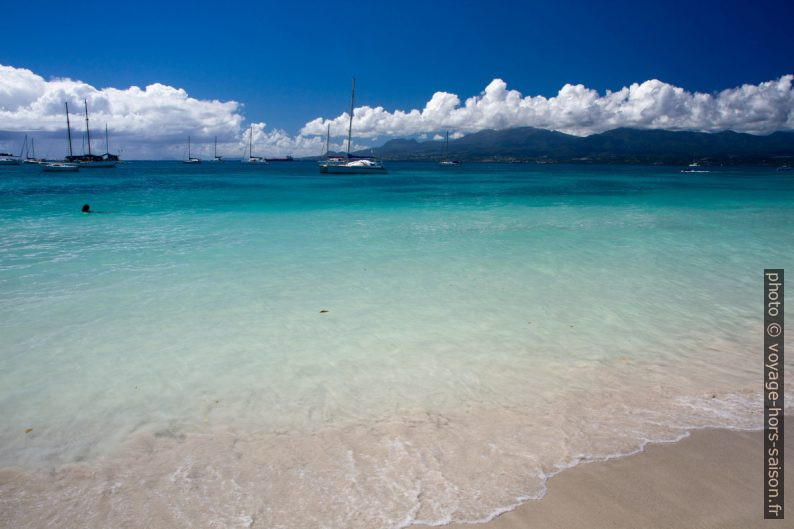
0;136;23;165
319;78;386;174
438;131;461;166
0;152;20;165
211;136;223;162
64;100;117;167
183;136;201;164
317;123;340;169
243;125;267;163
101;124;120;163
41;103;79;172
24;137;46;164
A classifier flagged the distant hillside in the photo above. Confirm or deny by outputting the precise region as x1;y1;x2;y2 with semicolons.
346;127;794;165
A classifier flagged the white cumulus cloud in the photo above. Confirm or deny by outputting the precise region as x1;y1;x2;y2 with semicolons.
2;64;793;159
301;76;794;138
0;65;324;159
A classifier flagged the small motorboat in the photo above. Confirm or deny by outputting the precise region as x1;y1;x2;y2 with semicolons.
42;162;80;172
681;160;709;173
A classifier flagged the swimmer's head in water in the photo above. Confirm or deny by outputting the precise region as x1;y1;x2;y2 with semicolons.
82;204;90;213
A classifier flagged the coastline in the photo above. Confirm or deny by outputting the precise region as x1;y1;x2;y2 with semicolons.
412;423;792;529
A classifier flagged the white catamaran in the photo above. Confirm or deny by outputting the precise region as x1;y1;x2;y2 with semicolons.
319;78;386;174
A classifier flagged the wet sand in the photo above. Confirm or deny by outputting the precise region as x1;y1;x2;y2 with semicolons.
413;424;791;529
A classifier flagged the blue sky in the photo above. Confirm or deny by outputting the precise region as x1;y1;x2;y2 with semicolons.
2;0;792;132
0;0;793;158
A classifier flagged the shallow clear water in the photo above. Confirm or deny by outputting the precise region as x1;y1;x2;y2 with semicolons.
0;161;792;528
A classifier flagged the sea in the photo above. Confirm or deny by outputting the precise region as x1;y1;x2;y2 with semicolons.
0;161;791;528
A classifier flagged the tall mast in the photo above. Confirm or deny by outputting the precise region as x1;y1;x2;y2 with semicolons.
83;99;92;156
65;102;74;157
31;138;35;159
105;124;110;154
214;136;217;158
325;123;330;155
445;130;449;159
188;136;191;158
249;125;253;158
347;77;355;157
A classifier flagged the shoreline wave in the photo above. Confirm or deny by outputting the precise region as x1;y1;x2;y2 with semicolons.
0;388;778;529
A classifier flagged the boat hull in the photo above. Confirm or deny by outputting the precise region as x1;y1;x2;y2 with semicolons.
79;161;117;168
323;165;387;174
0;159;21;166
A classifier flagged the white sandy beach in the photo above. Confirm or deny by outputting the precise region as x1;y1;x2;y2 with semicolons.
413;425;791;529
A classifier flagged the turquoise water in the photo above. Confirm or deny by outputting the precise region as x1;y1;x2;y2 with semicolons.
0;161;792;528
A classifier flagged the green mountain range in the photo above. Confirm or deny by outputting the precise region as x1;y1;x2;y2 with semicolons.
347;127;794;165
